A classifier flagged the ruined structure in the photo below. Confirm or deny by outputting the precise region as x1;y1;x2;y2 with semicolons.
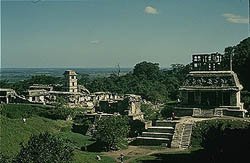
96;94;144;120
0;88;28;104
176;53;247;117
1;70;145;120
0;89;18;104
64;70;78;93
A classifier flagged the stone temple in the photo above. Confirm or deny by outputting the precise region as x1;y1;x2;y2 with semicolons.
176;53;247;117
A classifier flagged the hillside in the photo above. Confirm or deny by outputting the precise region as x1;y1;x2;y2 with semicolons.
0;113;115;163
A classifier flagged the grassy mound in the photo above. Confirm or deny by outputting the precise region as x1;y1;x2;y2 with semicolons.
0;104;115;163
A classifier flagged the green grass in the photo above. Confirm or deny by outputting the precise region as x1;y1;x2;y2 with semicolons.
0;115;63;156
0;114;115;162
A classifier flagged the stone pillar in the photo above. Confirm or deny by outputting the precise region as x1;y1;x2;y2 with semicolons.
236;91;241;107
6;96;9;104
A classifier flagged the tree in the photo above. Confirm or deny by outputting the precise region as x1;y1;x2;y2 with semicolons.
0;152;12;163
223;37;250;90
128;119;145;137
133;61;160;80
161;105;175;119
199;122;250;162
94;116;130;151
141;104;160;121
78;74;91;85
14;132;74;163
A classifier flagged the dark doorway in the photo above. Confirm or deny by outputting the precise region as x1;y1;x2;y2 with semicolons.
217;92;223;105
201;92;216;106
223;92;230;106
188;92;195;105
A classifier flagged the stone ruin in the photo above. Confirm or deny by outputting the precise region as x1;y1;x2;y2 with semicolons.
176;53;247;118
0;88;28;104
0;70;144;120
96;94;144;120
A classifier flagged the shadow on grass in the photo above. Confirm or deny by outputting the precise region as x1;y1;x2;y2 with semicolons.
86;141;107;152
136;149;211;163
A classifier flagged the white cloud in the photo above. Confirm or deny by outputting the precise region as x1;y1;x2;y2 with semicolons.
89;40;101;45
222;13;248;24
144;6;159;15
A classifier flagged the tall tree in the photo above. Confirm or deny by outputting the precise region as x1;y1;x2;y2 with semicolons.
224;37;250;90
133;61;160;80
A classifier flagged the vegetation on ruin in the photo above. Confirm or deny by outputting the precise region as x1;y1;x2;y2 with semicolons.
140;104;161;121
191;119;250;147
94;116;130;151
191;119;250;162
81;62;188;104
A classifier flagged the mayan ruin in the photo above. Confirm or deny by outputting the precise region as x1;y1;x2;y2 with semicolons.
1;1;250;162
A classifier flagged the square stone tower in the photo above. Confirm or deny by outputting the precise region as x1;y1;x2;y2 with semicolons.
64;70;78;93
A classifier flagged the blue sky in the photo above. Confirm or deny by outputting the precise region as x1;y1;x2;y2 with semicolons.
1;0;249;68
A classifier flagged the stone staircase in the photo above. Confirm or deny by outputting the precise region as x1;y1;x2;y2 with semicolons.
136;120;177;147
180;123;193;149
171;123;193;149
170;123;185;148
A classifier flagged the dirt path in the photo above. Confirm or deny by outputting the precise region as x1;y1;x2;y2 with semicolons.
102;146;184;163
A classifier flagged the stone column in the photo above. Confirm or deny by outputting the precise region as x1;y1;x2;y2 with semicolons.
235;91;241;107
6;96;9;104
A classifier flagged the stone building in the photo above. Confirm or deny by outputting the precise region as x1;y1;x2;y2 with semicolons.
0;88;28;104
27;89;48;104
97;94;144;120
176;53;247;117
64;70;78;93
0;89;18;104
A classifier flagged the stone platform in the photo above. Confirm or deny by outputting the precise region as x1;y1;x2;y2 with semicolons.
136;120;176;147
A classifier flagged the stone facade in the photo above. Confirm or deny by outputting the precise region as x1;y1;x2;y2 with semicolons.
64;70;78;93
177;54;247;117
1;70;145;120
0;88;18;104
0;88;29;104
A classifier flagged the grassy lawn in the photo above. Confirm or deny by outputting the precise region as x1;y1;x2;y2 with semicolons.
0;114;115;162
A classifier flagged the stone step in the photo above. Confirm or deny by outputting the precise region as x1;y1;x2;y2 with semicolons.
137;136;170;141
136;136;170;146
147;126;175;133
180;124;193;149
142;132;173;138
136;137;170;146
155;121;178;127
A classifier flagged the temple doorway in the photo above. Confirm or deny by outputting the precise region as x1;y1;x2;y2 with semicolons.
201;92;217;106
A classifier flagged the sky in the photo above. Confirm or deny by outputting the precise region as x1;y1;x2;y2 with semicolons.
1;0;249;68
